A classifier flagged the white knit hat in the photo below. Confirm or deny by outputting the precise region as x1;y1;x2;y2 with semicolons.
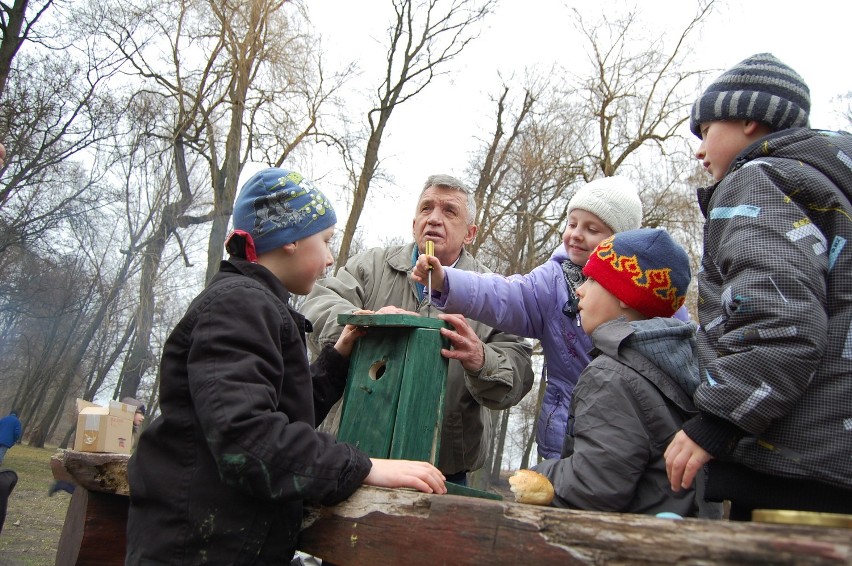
566;176;643;234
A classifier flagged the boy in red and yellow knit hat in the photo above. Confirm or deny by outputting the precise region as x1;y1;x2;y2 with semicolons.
533;228;719;518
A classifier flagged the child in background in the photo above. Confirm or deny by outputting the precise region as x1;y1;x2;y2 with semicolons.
665;53;852;518
126;168;445;565
533;229;703;516
412;176;644;459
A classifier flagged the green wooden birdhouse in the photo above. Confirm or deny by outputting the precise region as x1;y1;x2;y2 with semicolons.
336;313;448;464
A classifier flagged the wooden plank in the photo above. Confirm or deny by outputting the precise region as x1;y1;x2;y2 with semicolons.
57;452;852;565
298;487;852;565
391;326;447;463
56;488;127;566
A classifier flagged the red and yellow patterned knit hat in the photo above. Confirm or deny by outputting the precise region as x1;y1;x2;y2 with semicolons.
582;228;691;318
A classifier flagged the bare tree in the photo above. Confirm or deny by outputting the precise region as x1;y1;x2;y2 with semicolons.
0;48;121;253
0;0;56;97
77;0;342;399
836;91;852;128
569;1;714;178
334;0;497;269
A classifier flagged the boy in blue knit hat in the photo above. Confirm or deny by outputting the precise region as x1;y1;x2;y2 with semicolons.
531;228;712;517
665;53;852;519
126;168;445;565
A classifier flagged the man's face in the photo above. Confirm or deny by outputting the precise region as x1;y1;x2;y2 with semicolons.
412;186;476;265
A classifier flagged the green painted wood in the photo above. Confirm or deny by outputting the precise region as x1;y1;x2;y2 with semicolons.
336;313;502;500
337;314;448;466
336;327;406;456
389;327;447;463
337;312;446;330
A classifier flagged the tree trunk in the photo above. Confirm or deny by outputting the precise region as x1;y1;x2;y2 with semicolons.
520;370;547;469
490;408;511;483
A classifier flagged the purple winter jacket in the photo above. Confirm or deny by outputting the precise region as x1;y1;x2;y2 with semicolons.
431;245;590;459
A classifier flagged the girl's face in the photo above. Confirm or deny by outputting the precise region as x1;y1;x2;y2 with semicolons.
562;209;614;266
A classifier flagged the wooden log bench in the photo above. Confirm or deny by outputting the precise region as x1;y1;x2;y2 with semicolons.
54;449;852;565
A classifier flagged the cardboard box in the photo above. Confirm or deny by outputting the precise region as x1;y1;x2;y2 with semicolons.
73;399;135;454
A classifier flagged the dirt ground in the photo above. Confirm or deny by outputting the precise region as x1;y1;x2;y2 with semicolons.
0;444;71;566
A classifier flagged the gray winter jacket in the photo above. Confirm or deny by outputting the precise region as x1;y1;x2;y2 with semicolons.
535;317;701;516
684;128;852;491
301;243;534;476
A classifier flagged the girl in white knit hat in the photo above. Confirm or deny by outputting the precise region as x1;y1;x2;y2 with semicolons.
413;176;686;460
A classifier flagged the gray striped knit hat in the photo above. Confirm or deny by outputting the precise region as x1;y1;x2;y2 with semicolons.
690;53;810;138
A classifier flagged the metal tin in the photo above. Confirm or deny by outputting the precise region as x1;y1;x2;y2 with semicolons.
752;509;852;529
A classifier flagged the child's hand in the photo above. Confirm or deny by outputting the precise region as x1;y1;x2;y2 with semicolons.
664;430;713;491
333;323;367;358
364;458;447;494
411;250;446;292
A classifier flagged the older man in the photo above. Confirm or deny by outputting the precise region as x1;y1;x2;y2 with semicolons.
302;174;534;484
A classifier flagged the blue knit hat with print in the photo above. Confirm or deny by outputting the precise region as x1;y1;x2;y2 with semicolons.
583;228;691;318
690;53;810;138
231;168;337;254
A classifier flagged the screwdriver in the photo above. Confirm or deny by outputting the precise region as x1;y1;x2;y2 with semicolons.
425;240;434;314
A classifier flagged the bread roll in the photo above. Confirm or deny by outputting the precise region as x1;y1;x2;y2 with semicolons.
508;469;555;505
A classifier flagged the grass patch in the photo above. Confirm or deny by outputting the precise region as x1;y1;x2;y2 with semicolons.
0;444;71;566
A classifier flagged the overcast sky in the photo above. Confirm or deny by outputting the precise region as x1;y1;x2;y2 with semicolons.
284;0;849;248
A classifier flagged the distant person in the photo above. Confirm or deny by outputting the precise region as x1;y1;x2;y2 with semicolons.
0;411;22;466
411;176;644;460
0;142;6;168
301;173;534;485
0;469;18;535
126;168;445;565
529;229;710;516
120;397;147;447
665;53;852;519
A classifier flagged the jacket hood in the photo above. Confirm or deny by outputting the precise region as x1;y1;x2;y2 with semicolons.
627;318;700;397
592;317;699;405
754;129;852;191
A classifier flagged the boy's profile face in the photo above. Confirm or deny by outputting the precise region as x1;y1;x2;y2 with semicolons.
695;120;766;182
576;277;624;335
286;226;336;295
562;209;614;266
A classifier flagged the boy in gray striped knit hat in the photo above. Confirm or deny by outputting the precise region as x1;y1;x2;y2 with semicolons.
665;53;852;519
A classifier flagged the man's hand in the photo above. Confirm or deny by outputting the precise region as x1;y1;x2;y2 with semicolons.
365;458;447;494
438;313;486;374
411;252;446;292
664;430;713;491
